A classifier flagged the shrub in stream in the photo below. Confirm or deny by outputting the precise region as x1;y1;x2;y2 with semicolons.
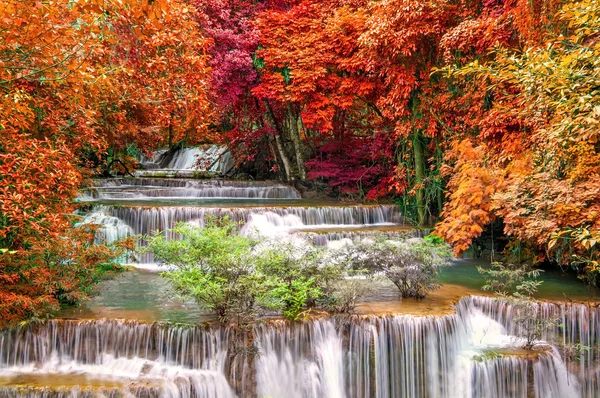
338;237;451;298
478;262;551;350
143;217;346;324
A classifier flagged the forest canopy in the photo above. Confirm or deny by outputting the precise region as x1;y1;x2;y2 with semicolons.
1;0;598;324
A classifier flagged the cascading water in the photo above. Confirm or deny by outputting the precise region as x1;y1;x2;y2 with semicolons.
0;320;235;398
86;204;404;262
98;204;401;236
20;165;597;396
466;296;595;397
135;146;235;177
80;211;133;244
254;319;346;398
78;179;302;201
5;297;598;397
78;172;407;264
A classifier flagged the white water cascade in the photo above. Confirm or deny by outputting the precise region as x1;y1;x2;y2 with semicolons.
77;173;407;264
17;171;596;397
80;211;133;244
4;296;597;397
78;179;301;201
136;146;235;177
0;320;235;398
97;204;401;236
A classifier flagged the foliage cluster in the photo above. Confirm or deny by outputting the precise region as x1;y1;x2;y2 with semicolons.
1;0;212;325
339;237;452;298
0;225;127;329
435;0;600;276
145;218;345;324
203;0;598;282
478;262;547;349
146;220;451;323
4;0;600;325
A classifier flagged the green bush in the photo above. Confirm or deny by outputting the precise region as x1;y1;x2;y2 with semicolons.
143;217;346;323
340;237;451;298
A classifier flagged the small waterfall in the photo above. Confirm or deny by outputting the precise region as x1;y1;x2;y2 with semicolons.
254;319;346;398
78;179;301;200
470;355;529;398
80;211;132;244
0;320;235;398
167;147;204;170
304;229;424;246
98;204;402;238
254;298;591;398
0;320;229;369
465;296;596;397
351;314;470;398
533;347;581;398
135;145;235;176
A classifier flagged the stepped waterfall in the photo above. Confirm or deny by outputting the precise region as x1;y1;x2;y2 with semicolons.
1;297;598;397
3;148;599;397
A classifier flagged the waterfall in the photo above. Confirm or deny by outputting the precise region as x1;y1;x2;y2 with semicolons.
470;355;529;398
80;211;132;244
303;229;423;246
2;297;600;397
0;320;235;398
135;146;235;177
78;179;301;200
97;204;402;238
254;319;346;398
80;204;404;263
252;297;595;398
465;296;595;397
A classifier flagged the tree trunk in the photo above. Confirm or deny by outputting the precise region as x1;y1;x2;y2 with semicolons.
267;136;283;179
274;134;293;182
287;103;307;181
258;111;285;181
413;129;426;226
436;136;444;217
168;112;174;148
264;100;293;182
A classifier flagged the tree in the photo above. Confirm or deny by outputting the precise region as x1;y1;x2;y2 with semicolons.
340;237;451;298
101;0;214;152
144;218;348;323
0;0;214;325
478;262;546;349
435;0;600;282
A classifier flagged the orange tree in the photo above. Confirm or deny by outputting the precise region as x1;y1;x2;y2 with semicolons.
435;0;599;281
0;0;213;326
105;0;214;152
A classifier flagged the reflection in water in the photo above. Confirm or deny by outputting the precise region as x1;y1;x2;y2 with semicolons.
59;270;212;324
439;258;600;301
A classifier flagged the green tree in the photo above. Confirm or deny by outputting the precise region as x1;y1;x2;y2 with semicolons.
144;217;351;323
478;262;547;349
341;237;451;298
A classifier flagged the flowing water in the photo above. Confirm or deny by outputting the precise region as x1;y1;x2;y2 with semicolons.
4;148;600;397
3;297;600;397
137;146;235;177
77;150;411;262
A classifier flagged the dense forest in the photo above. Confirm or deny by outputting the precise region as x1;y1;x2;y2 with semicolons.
1;0;599;325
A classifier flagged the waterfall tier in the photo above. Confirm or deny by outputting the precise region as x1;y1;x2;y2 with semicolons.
78;179;301;201
77;178;411;257
137;146;235;177
87;204;402;238
2;296;599;397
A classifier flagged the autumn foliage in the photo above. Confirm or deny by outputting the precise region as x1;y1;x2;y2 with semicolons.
2;0;599;324
0;0;212;326
216;0;598;279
